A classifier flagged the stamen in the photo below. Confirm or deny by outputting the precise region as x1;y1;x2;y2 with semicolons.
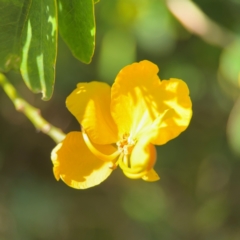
82;129;120;162
117;134;136;155
117;134;151;178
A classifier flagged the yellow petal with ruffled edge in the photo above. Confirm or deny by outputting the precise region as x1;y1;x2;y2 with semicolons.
51;132;115;189
66;82;118;145
149;78;192;145
111;60;192;145
111;60;161;139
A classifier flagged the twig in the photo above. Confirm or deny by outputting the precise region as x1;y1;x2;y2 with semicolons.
0;73;66;143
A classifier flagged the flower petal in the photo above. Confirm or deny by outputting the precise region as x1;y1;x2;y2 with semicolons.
51;132;114;189
120;137;157;179
111;60;192;144
66;82;118;144
142;169;160;182
149;78;192;145
130;138;157;172
111;60;161;138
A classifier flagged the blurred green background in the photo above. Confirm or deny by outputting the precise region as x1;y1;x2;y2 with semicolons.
1;0;240;239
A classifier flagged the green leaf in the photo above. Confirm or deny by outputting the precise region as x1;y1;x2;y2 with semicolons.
20;0;58;100
0;0;31;72
94;0;100;3
58;0;95;63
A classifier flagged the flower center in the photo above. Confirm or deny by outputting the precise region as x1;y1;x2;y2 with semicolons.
116;134;151;178
116;134;136;156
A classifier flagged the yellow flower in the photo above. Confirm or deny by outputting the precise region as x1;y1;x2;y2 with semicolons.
51;60;192;189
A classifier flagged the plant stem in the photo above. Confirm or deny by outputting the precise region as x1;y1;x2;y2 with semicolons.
0;73;66;143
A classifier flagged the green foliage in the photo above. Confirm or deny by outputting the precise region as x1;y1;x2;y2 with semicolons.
20;0;57;100
58;0;95;64
1;1;240;239
0;0;97;100
0;0;31;71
